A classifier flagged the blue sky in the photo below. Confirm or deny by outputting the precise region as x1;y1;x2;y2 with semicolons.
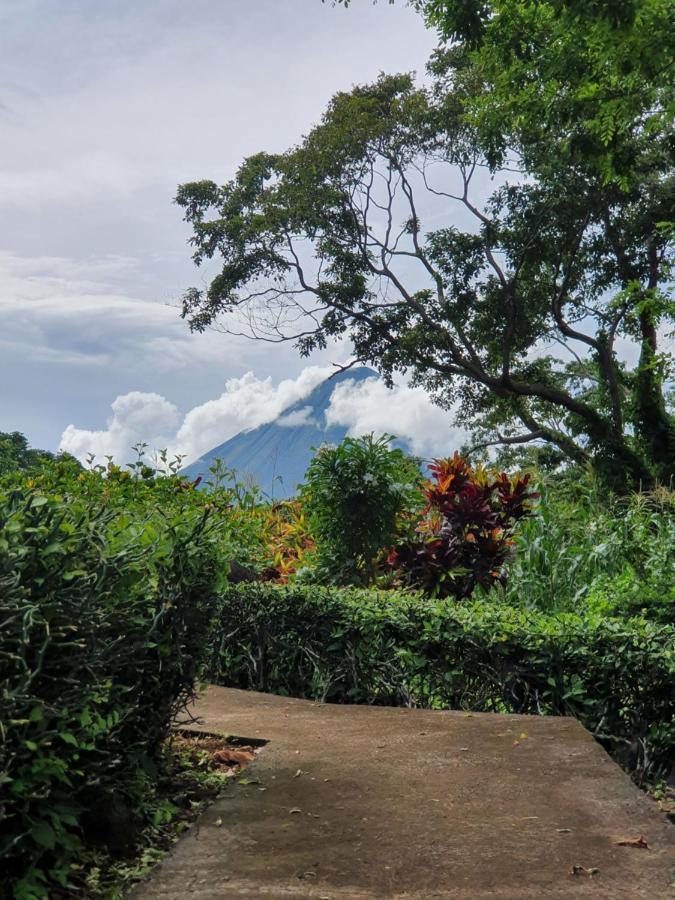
2;0;464;461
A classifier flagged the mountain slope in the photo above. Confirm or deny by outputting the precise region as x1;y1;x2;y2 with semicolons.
180;367;382;498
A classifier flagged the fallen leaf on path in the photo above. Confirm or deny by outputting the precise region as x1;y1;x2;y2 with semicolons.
294;769;304;778
615;836;650;849
556;828;572;833
289;807;302;815
212;748;255;767
571;865;599;877
214;817;223;827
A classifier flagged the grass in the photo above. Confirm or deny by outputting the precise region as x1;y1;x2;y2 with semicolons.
493;477;675;620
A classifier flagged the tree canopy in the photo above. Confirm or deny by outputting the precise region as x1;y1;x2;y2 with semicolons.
0;431;81;477
417;0;674;185
176;1;673;489
0;431;55;476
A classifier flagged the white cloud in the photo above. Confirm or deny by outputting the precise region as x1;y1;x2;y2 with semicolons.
0;247;265;395
1;1;436;452
59;365;467;468
325;377;465;458
276;406;317;428
59;366;335;465
60;392;179;463
173;367;332;461
0;2;436;213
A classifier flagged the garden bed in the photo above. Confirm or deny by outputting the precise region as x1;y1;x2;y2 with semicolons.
79;731;263;898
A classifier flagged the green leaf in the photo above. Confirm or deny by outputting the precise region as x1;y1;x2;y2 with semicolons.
31;821;56;849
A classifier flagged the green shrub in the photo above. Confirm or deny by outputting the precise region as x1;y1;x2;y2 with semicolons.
0;479;223;898
584;568;675;625
208;582;675;783
300;434;423;585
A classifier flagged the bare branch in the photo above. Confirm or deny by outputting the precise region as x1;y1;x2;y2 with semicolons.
466;430;548;455
329;359;366;379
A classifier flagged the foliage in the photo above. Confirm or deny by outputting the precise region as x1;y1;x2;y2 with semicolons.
299;435;423;584
208;581;675;783
2;430;671;897
0;461;227;898
417;0;675;186
177;10;673;489
495;475;675;623
0;432;60;477
389;453;537;598
258;499;313;582
10;449;272;576
81;736;231;899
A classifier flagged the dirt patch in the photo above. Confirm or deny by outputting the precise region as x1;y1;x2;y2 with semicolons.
171;731;266;775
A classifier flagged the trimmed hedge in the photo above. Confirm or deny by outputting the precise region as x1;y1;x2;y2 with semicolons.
0;486;222;899
209;582;675;782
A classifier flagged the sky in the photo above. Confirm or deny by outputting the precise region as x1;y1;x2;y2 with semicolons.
1;0;474;463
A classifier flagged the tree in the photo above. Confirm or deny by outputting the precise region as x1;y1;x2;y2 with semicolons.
0;431;82;479
0;431;54;476
175;18;673;489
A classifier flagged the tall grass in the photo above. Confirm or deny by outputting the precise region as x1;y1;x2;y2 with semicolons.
494;476;675;619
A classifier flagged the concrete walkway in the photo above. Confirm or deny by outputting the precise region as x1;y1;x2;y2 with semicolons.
131;687;674;899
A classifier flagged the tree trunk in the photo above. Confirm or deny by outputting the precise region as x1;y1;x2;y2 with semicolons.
634;308;675;484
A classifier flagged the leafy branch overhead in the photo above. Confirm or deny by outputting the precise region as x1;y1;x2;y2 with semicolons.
177;1;673;489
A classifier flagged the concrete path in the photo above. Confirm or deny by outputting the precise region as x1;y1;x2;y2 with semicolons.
131;686;674;899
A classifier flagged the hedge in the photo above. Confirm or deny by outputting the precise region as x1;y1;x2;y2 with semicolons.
0;486;222;899
208;582;675;782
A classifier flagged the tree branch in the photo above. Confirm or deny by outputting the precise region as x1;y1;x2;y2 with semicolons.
467;430;548;455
